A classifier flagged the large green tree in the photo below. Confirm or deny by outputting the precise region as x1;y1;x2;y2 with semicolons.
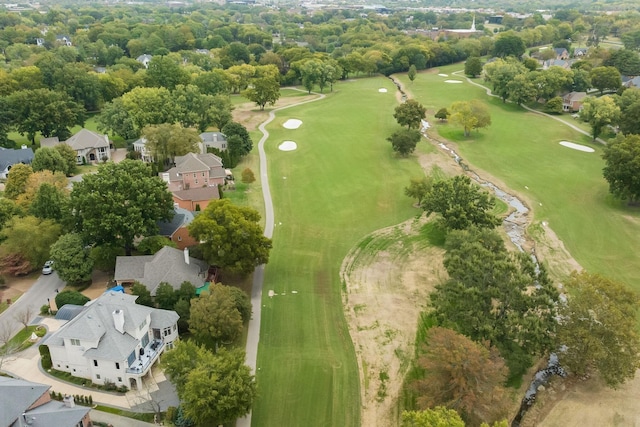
492;32;526;58
430;227;559;375
464;56;483;77
141;123;200;166
243;75;281;110
387;128;421;156
189;284;243;349
8;89;84;143
4;163;33;200
55;290;90;309
49;233;93;285
394;99;426;130
589;66;621;94
32;147;68;175
602;134;640;204
0;215;62;274
449;100;491;137
163;341;256;426
402;407;464;427
414;327;508;426
420;175;501;230
557;272;640;388
580;95;620;140
188;199;271;275
70;160;174;255
145;55;190;90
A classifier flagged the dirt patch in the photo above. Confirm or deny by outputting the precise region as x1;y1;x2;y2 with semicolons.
341;216;446;427
232;92;317;131
524;370;640;427
80;270;112;300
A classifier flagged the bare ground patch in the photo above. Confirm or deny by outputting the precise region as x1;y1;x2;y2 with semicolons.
232;92;317;131
341;216;446;427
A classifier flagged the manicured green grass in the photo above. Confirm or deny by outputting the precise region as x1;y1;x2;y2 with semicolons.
94;405;156;422
252;78;425;426
402;64;640;291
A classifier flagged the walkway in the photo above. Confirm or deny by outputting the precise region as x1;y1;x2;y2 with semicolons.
237;89;326;427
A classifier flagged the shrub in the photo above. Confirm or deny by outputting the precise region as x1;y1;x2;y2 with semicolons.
166;406;178;423
40;304;50;315
241;168;255;184
39;344;52;369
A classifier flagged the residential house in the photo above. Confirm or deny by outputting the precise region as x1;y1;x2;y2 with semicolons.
45;291;179;391
200;131;228;152
573;47;588;57
35;37;45;46
56;35;72;46
622;76;640;89
160;152;225;211
0;377;91;427
562;91;588;112
0;145;34;179
41;129;111;164
132;137;154;162
542;59;572;70
136;54;153;68
553;47;569;60
157;207;198;249
114;246;208;295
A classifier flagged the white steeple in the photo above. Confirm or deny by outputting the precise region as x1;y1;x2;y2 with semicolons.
471;14;476;31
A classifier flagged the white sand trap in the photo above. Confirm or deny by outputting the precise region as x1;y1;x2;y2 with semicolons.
268;290;275;298
560;141;595;153
278;141;297;151
444;80;463;84
283;119;302;129
438;73;448;77
378;88;388;93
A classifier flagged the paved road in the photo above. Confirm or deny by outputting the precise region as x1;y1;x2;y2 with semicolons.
0;272;64;340
237;89;326;427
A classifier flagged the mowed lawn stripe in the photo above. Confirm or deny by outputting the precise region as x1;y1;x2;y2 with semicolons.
401;66;640;290
252;78;423;426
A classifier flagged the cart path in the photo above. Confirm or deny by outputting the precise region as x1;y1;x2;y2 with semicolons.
238;88;326;427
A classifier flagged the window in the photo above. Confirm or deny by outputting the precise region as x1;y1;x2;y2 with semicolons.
195;179;198;185
57;364;60;368
177;236;182;241
115;362;120;369
118;377;122;382
193;173;196;178
93;360;98;367
96;374;100;380
71;339;80;346
202;172;205;176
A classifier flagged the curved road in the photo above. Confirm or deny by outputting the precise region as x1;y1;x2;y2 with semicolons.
238;89;326;427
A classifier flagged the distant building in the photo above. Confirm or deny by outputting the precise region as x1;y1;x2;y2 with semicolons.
136;54;153;68
0;145;34;179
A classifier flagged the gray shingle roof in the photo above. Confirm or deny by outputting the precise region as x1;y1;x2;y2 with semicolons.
0;147;34;172
46;292;179;362
20;399;91;427
114;247;208;295
64;128;109;151
0;377;49;427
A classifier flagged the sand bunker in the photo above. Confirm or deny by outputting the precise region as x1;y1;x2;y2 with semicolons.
278;141;297;151
283;119;302;129
560;141;595;152
444;80;463;84
378;88;388;93
438;73;448;77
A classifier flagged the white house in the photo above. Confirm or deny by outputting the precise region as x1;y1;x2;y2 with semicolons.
45;291;179;391
136;54;153;68
132;137;154;162
41;129;111;164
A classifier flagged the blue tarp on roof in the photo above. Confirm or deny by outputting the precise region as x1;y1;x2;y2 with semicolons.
105;285;125;293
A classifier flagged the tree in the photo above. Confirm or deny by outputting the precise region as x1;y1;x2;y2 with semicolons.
408;64;417;83
430;227;559;376
208;95;234;131
557;272;640;388
387;129;421;156
137;236;177;255
483;59;527;102
299;59;322;93
188;200;272;275
141;123;200;166
131;282;154;307
0;216;61;274
227;286;252;323
32;147;68;175
449;100;491;137
241;168;255;184
589;66;621;94
49;233;93;286
414;328;508;426
602;134;640;204
402;407;464;427
221;122;253;157
172;85;233;133
155;282;178;310
243;75;281;110
96;98;138;140
55;290;90;309
405;176;434;205
29;183;68;222
420;176;501;230
16;170;68;211
394;99;426;130
120;86;175;134
615;88;640;135
4;163;33;200
8;89;83;143
507;73;537;105
146;55;190;90
464;57;482;77
434;108;449;122
189;284;243;349
579;95;620;140
544;96;564;114
70;160;174;255
492;33;526;58
163;341;256;426
54;144;77;176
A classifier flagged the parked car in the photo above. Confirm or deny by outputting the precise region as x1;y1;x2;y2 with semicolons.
42;260;54;275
